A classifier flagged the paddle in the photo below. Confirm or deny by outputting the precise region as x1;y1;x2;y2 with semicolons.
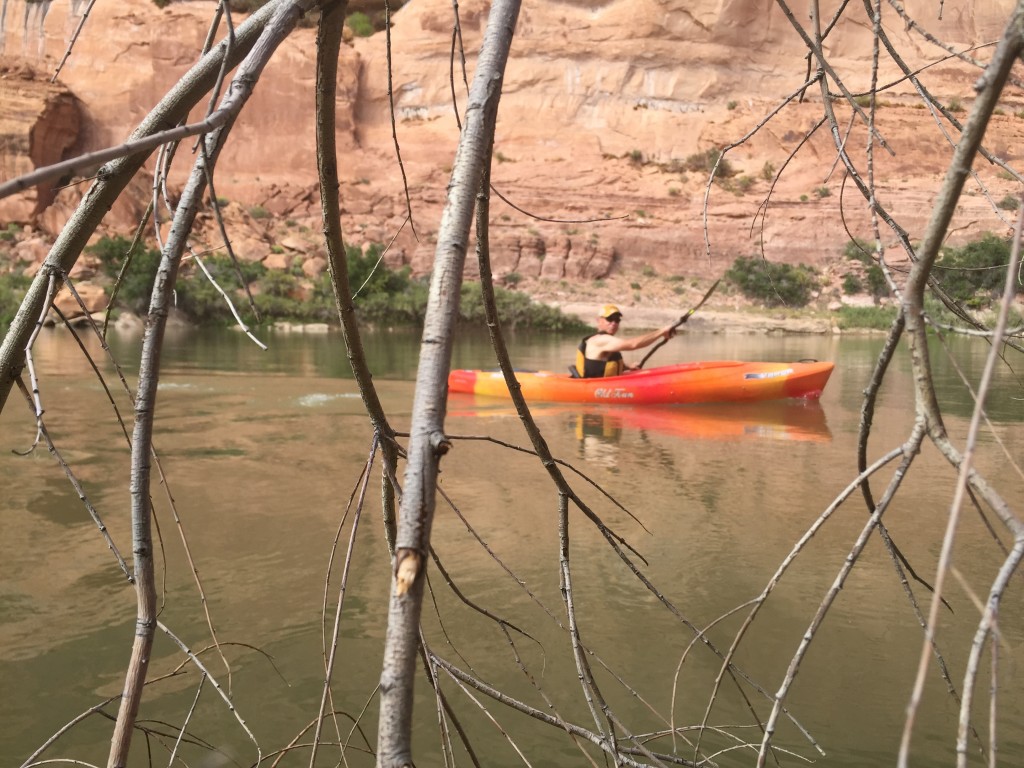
636;279;721;370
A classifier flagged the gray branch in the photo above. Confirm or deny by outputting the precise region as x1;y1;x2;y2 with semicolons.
374;0;521;764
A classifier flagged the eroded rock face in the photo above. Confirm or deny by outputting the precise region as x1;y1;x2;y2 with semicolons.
1;0;1022;293
0;59;81;222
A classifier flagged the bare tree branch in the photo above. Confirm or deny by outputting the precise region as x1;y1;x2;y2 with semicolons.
0;0;285;413
376;0;521;762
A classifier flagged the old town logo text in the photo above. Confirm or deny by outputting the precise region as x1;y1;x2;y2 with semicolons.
593;388;635;399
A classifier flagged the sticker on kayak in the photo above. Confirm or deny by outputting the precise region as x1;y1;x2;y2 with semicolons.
594;387;635;399
744;368;794;380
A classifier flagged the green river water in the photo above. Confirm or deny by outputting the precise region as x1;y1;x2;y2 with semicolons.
0;325;1021;767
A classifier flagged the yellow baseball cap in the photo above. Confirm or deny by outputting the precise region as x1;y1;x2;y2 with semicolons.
599;304;623;319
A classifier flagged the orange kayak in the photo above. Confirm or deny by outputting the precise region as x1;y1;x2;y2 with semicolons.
447;360;834;405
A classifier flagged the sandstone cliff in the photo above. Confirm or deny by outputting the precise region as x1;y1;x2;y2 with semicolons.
1;0;1022;315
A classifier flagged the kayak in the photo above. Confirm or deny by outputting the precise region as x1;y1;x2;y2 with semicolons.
447;360;834;405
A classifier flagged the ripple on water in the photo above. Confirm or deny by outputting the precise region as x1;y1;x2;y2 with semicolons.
296;392;360;407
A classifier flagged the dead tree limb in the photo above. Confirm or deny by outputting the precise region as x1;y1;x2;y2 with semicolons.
375;0;521;763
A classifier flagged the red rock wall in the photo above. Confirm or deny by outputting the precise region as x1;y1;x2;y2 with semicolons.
2;0;1022;286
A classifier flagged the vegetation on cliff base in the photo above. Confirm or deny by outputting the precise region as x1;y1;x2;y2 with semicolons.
936;233;1021;308
841;233;1021;310
3;231;1018;332
842;239;889;299
0;271;31;328
835;305;900;330
725;255;819;307
81;236;587;330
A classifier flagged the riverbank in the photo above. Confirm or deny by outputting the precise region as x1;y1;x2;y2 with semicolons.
37;293;888;336
33;304;871;336
528;271;891;335
15;261;896;335
553;302;842;334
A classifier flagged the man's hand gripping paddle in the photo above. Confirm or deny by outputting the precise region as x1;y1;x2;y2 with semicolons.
636;279;721;370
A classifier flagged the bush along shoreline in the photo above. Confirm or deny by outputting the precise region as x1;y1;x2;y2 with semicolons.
0;236;590;333
719;237;1021;331
1;233;1020;333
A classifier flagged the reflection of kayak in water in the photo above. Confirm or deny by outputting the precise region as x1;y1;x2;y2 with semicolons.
448;360;834;405
447;398;833;443
574;401;832;443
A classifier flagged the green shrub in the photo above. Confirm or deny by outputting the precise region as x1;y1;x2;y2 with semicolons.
346;11;375;36
0;271;32;327
997;194;1019;211
664;158;686;174
348;244;411;296
760;161;775;181
458;283;585;331
87;235;163;314
684;148;734;179
842;273;863;295
836;305;899;330
84;238;582;328
842;240;889;298
249;205;270;219
353;273;587;331
865;264;888;298
844;238;873;263
176;255;267;324
260;269;299;299
815;186;831;198
245;270;325;323
725;255;818;307
935;233;1019;308
727;175;755;194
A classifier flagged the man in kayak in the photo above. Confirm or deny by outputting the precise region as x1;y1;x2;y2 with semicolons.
574;304;677;378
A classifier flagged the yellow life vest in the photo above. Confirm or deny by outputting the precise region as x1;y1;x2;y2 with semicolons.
575;334;624;378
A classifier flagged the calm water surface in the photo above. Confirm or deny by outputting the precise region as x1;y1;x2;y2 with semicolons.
1;325;1022;767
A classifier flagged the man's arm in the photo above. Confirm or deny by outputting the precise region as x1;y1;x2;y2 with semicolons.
587;325;676;356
